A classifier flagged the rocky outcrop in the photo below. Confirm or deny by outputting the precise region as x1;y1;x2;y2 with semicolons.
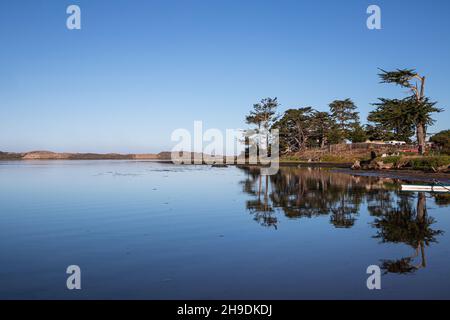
372;161;394;170
351;160;361;170
352;159;394;170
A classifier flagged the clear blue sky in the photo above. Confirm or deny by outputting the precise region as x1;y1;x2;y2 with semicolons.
0;0;449;153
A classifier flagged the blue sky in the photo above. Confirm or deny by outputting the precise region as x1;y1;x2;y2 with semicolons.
0;0;449;153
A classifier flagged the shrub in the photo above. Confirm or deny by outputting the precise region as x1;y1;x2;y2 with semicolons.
430;130;450;155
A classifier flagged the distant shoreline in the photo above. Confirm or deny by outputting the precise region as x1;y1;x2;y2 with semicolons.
2;151;449;183
0;150;171;161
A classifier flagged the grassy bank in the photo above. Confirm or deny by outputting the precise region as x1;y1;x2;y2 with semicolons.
281;151;450;172
408;156;450;171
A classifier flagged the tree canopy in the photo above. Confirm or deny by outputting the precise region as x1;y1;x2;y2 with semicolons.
430;130;450;154
244;68;445;156
375;68;442;154
329;99;360;142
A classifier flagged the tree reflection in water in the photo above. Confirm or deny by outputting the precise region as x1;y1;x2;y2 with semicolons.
243;173;277;229
372;192;443;274
238;166;445;274
239;166;377;228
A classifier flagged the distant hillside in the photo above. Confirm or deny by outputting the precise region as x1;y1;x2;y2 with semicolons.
0;151;23;160
0;150;162;160
0;150;229;162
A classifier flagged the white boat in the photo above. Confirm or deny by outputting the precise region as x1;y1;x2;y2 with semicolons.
401;185;450;193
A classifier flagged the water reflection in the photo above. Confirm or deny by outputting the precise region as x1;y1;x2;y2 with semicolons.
239;166;380;228
241;172;277;228
239;166;446;274
433;193;450;206
372;192;443;274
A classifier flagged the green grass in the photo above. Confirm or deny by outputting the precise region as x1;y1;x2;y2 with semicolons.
400;152;418;156
280;154;356;163
280;153;450;171
280;155;302;162
378;156;402;166
320;155;356;163
408;156;450;170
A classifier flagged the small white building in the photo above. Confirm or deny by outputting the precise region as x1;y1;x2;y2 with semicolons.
365;140;385;145
385;141;406;146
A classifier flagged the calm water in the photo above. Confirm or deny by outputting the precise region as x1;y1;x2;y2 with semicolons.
0;160;449;299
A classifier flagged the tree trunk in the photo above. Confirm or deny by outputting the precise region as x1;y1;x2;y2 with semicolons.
416;122;426;155
420;76;426;100
258;175;262;200
416;192;426;223
416;193;427;268
417;76;426;155
296;124;304;150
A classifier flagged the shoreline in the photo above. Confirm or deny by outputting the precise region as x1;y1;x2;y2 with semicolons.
1;158;449;183
334;168;450;184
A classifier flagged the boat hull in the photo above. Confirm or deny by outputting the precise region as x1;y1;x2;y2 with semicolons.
401;185;450;192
